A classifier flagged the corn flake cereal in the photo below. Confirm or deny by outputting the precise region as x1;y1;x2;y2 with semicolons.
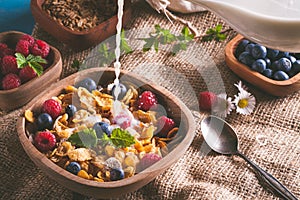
26;80;179;182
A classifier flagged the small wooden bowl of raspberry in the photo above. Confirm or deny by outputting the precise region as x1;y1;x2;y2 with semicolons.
0;31;62;111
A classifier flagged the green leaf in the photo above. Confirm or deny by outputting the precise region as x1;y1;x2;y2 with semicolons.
68;128;98;148
121;29;133;54
28;55;47;64
71;59;81;69
154;40;159;52
215;24;223;32
101;128;135;148
15;53;27;69
203;24;228;42
29;62;43;76
217;33;227;41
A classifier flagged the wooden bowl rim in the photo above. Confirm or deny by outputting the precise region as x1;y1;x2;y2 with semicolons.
0;31;62;94
17;67;196;188
225;34;300;86
31;0;132;36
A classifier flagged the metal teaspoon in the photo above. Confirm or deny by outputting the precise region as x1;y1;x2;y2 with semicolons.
200;115;298;200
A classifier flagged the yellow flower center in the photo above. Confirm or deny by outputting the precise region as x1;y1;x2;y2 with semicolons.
238;99;248;108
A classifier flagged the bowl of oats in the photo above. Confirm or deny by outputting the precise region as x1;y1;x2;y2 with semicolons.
17;67;196;198
30;0;132;50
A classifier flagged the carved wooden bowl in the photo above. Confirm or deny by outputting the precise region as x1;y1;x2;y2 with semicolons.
31;0;132;50
17;67;196;198
0;31;62;111
225;34;300;97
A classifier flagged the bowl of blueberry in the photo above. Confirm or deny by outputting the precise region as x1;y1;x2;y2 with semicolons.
17;67;196;198
225;34;300;96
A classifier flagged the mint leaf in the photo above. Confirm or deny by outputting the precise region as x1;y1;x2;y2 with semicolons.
15;53;27;69
15;53;47;76
202;24;228;42
121;29;133;54
141;25;194;55
29;62;43;76
101;128;135;148
28;55;47;64
71;59;81;69
68;128;98;148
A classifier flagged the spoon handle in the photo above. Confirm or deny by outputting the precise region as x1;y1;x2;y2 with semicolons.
237;151;298;200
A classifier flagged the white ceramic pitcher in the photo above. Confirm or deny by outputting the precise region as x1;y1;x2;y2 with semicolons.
187;0;300;52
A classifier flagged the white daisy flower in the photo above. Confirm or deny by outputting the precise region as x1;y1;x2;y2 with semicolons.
212;93;235;118
233;89;256;115
234;80;248;92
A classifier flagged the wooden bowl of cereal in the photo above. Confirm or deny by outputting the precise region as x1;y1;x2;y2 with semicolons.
17;67;196;198
0;31;62;111
31;0;132;50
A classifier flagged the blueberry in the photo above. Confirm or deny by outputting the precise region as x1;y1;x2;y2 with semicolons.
93;122;112;138
65;104;77;117
66;162;81;175
263;69;273;78
267;48;279;60
274;71;289;81
277;57;292;72
112;83;127;100
264;58;271;68
238;52;255;67
245;43;255;53
292;60;300;73
251;59;267;73
251;44;267;59
270;60;280;71
75;78;97;92
37;113;53;130
286;55;297;64
235;39;250;57
276;51;289;59
110;168;125;181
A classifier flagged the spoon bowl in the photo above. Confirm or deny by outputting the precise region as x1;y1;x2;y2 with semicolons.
201;115;238;154
200;116;298;200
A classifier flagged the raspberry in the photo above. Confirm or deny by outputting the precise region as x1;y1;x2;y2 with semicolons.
1;73;21;90
0;43;7;52
20;34;35;47
139;153;161;171
0;43;14;58
15;40;30;57
156;116;175;137
41;99;62;119
34;131;56;152
31;40;50;58
137;91;158;111
113;114;131;129
1;55;19;75
199;91;217;111
19;66;37;83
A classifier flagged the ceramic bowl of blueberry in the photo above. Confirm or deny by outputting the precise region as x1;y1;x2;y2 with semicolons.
17;67;196;198
225;34;300;96
0;31;62;111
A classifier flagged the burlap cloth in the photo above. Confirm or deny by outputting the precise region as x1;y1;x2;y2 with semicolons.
0;1;299;199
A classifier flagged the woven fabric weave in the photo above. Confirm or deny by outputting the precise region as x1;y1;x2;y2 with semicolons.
0;2;299;200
